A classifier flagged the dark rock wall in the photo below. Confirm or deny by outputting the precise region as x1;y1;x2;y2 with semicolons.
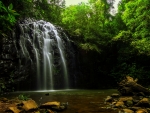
0;19;78;91
0;30;31;91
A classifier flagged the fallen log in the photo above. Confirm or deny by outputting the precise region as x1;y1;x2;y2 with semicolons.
118;76;150;96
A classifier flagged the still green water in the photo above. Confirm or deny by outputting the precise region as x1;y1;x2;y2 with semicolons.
3;89;119;113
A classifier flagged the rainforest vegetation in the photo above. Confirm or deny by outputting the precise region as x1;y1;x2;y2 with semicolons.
0;0;150;90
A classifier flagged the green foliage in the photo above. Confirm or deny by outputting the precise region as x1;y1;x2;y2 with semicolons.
62;3;90;35
1;0;150;88
0;1;19;37
61;0;150;87
113;30;132;42
1;0;65;24
32;0;64;23
0;71;15;92
131;38;150;55
110;62;146;82
0;81;6;92
18;94;30;101
108;0;150;84
61;0;113;52
79;43;101;52
120;0;150;54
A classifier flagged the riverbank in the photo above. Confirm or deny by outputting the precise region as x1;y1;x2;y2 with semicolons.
0;89;119;113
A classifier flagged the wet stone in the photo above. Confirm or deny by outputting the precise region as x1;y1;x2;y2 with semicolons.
7;106;21;113
135;109;148;113
105;96;113;102
111;93;120;98
22;99;38;111
119;108;134;113
135;98;150;107
114;101;125;108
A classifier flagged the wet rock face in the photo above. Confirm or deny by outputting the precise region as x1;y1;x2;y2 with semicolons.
0;18;77;91
0;32;30;92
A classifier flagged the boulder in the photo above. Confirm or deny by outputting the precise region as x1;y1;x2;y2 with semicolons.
114;101;125;108
111;93;120;98
104;76;150;113
118;97;133;103
129;107;142;111
135;98;150;107
119;108;134;113
0;96;68;113
22;99;38;111
105;96;113;102
40;101;60;107
135;109;148;113
40;101;67;111
0;97;8;102
7;106;21;113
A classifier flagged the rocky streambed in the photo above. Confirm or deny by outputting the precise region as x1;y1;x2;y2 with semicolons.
105;76;150;113
105;93;150;113
0;89;119;113
0;97;67;113
1;76;150;113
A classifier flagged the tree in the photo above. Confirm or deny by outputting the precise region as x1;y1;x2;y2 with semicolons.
110;0;150;83
0;1;19;37
62;0;114;52
1;0;65;24
123;0;150;54
115;0;150;55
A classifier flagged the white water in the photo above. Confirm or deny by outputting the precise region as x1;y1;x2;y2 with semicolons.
52;27;69;88
19;20;69;90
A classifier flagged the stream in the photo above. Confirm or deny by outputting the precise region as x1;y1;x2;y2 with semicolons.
1;89;119;113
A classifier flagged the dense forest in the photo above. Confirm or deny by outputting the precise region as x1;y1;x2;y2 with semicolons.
0;0;150;91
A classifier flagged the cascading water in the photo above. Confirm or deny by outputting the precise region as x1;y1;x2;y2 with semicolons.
17;19;70;90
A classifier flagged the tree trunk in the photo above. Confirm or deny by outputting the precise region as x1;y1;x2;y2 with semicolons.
118;76;150;96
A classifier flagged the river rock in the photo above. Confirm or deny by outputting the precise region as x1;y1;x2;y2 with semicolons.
135;98;150;107
40;109;54;113
129;107;142;111
118;97;133;102
105;96;113;102
119;108;134;113
40;101;67;111
0;97;8;102
104;76;150;113
135;109;148;113
7;106;21;113
22;99;38;111
114;101;125;108
41;101;60;106
47;109;55;113
111;93;120;98
40;101;60;109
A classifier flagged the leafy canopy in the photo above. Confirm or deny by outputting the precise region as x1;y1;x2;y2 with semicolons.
0;1;19;37
61;0;113;52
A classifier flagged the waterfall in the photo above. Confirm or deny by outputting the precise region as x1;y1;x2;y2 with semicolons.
17;19;69;90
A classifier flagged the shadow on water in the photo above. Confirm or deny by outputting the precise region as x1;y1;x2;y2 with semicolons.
1;89;119;113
